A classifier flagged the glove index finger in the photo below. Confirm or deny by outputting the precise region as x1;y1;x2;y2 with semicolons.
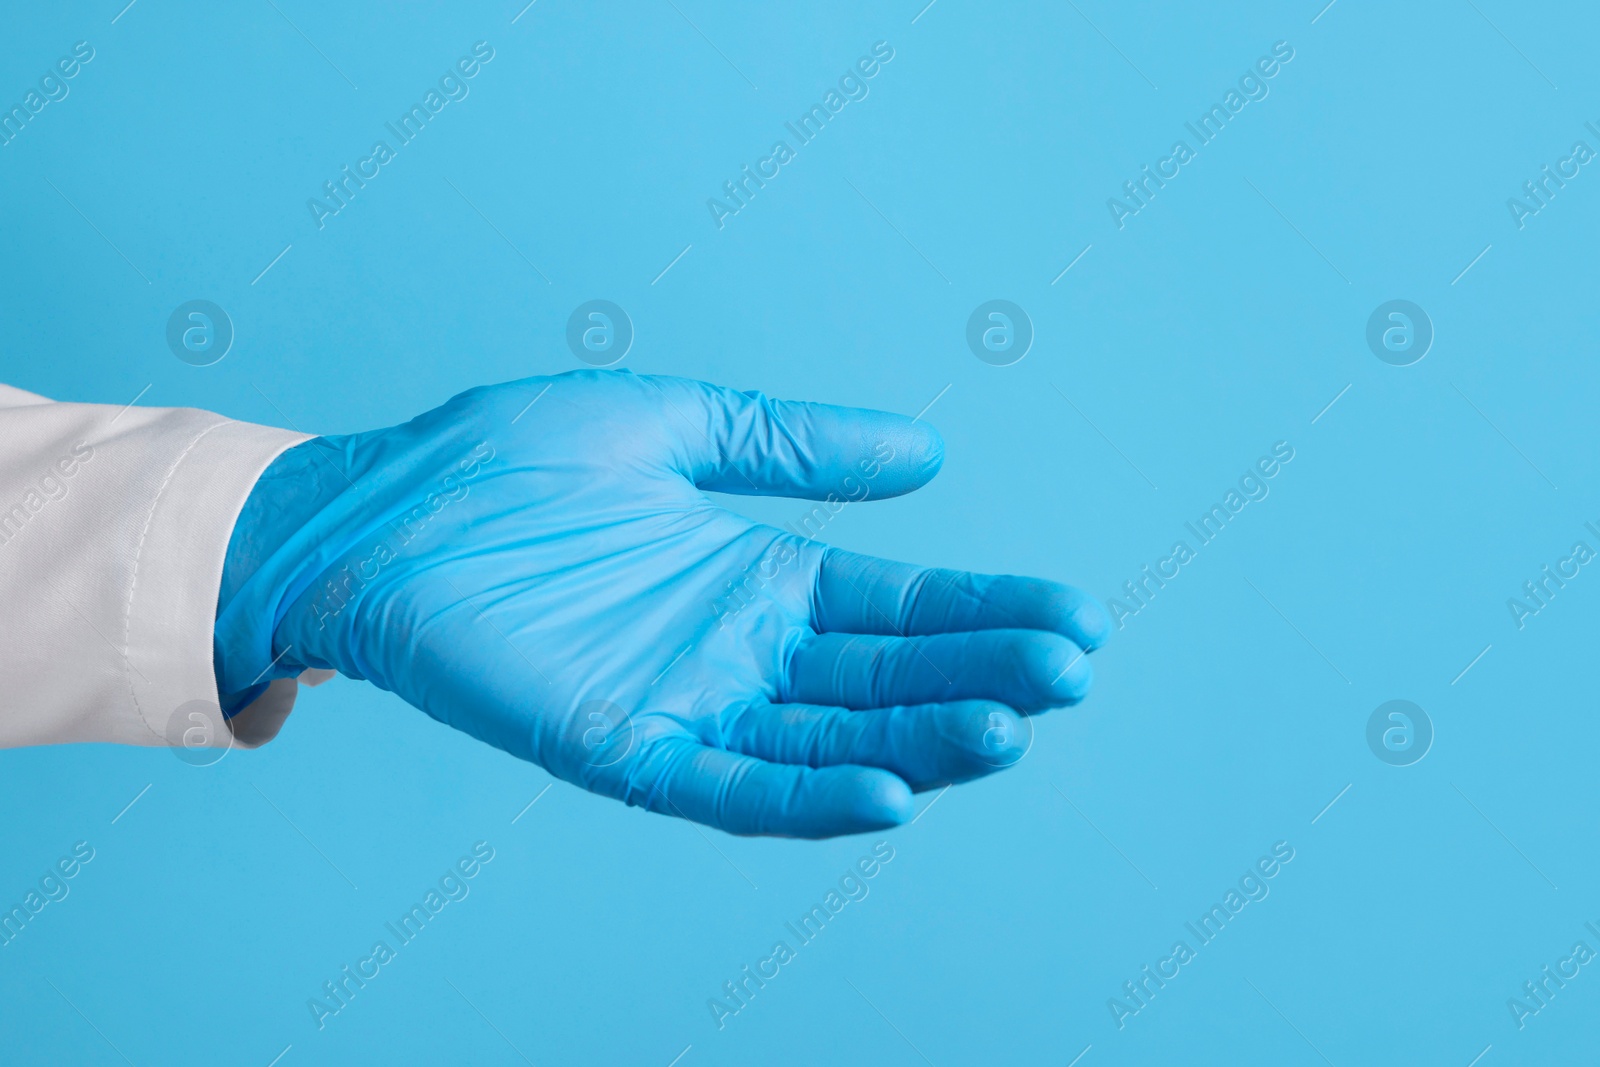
816;548;1112;650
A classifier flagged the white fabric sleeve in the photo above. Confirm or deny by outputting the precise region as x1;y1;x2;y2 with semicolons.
0;383;312;749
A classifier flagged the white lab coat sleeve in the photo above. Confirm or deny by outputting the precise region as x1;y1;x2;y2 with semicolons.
0;383;312;749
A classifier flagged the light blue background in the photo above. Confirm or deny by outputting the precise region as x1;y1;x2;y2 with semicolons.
2;1;1596;1063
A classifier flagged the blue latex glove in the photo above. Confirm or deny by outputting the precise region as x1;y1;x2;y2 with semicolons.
215;372;1110;838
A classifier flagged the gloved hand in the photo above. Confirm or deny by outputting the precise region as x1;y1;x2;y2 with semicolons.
215;372;1110;838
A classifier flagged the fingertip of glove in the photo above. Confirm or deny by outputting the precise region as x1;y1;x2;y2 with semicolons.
1015;632;1094;708
1072;597;1113;651
909;421;945;483
864;416;943;497
958;700;1029;770
841;768;914;831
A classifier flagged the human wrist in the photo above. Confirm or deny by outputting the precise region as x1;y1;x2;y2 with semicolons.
214;437;350;713
213;400;502;713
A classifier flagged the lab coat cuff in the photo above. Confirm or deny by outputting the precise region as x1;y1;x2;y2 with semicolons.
124;416;311;751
